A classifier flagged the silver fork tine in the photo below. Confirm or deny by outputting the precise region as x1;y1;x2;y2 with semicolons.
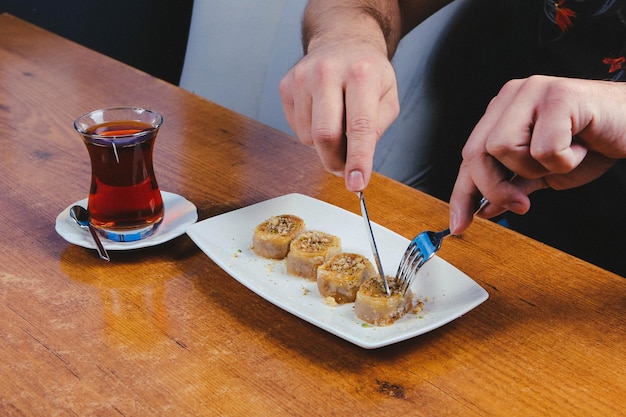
396;241;417;277
396;196;490;295
396;244;425;296
395;229;448;295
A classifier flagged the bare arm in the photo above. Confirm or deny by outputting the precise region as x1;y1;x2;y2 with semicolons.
303;0;454;57
302;0;402;59
281;0;452;191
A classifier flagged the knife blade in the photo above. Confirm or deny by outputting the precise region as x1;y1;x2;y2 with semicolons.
357;191;391;296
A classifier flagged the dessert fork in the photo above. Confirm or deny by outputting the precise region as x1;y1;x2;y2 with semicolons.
395;197;489;296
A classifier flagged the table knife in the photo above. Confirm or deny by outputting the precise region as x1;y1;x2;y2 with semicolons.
357;191;391;296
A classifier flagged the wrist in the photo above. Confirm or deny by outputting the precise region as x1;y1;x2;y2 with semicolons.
302;5;399;58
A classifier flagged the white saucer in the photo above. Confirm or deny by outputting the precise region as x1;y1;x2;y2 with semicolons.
56;191;198;250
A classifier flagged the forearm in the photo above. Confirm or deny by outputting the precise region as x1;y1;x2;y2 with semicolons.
302;0;402;58
302;0;454;59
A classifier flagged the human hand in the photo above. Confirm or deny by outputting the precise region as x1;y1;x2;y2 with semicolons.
449;75;626;234
279;37;400;191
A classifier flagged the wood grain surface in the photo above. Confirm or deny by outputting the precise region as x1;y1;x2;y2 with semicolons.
1;14;624;416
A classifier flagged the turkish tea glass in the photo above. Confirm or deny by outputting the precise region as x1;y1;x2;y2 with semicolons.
74;107;164;242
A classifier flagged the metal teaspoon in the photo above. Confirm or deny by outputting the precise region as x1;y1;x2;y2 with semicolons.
69;205;110;261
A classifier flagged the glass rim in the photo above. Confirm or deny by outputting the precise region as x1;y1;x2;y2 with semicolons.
74;106;163;139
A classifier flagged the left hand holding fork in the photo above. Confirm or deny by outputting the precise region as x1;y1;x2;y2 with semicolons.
449;75;626;235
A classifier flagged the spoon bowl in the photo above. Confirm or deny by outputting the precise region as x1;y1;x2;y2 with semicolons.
69;205;110;261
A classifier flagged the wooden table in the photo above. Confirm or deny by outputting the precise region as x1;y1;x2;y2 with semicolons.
1;14;624;416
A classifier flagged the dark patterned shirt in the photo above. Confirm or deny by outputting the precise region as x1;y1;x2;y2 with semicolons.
500;0;626;276
538;0;626;80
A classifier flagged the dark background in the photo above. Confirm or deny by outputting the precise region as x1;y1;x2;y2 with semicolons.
0;0;194;85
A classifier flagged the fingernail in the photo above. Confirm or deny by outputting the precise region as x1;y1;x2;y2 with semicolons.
331;170;345;178
348;170;365;191
449;210;459;234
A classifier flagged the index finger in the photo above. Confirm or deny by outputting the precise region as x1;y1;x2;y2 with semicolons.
343;65;398;191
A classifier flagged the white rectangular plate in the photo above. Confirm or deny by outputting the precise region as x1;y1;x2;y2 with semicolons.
186;193;488;349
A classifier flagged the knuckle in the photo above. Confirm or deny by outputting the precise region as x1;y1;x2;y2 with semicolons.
461;139;485;160
347;115;375;136
531;148;577;173
484;137;510;158
347;59;375;81
306;58;340;85
312;126;341;147
278;76;292;100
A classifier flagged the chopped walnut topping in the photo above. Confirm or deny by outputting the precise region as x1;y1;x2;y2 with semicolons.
263;215;300;236
327;254;368;275
360;275;402;296
292;231;334;252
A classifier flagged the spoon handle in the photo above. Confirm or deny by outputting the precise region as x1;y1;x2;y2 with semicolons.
87;224;110;261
